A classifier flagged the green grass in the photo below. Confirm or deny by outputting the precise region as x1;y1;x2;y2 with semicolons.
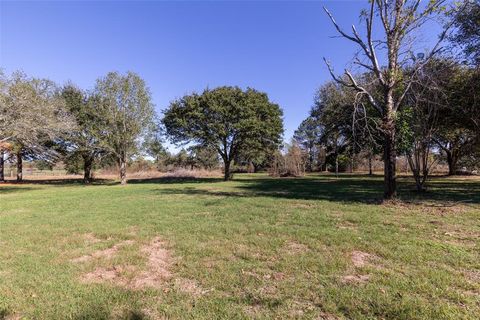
1;174;479;319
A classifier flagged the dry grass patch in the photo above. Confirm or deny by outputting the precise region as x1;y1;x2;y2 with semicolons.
341;250;382;284
350;250;377;268
341;274;371;284
130;237;173;290
337;221;357;230
283;240;310;255
71;240;135;263
173;278;210;297
78;236;209;297
78;236;173;290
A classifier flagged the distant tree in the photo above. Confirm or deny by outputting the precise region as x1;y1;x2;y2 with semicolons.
268;142;306;177
0;73;7;181
432;63;479;175
62;85;107;183
324;0;451;199
94;71;155;185
0;72;74;181
293;117;322;171
188;145;219;170
163;86;284;181
312;82;354;176
143;118;168;169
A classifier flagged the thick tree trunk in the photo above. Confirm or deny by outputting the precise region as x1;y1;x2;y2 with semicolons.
16;150;23;182
0;150;4;182
119;157;127;185
223;158;232;181
83;155;93;184
446;151;458;176
383;111;397;199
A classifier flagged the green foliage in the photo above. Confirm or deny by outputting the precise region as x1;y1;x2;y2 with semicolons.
94;71;155;183
396;106;415;155
163;86;283;180
1;71;74;161
450;0;480;65
293;116;323;171
61;85;107;181
188;145;219;169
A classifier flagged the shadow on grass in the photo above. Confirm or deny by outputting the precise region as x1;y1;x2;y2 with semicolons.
128;176;224;184
73;307;147;320
155;175;480;204
0;186;38;194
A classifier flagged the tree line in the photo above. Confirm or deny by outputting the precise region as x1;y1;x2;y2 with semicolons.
0;73;283;184
0;0;478;201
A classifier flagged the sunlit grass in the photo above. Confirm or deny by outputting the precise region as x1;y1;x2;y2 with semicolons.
1;174;479;319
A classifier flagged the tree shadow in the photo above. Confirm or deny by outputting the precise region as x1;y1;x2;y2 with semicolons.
154;175;480;205
0;186;38;194
128;176;224;185
0;178;116;186
73;305;147;320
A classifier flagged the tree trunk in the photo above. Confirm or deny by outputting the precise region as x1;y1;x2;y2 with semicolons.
335;154;339;177
350;154;354;173
16;149;23;182
83;155;93;184
0;150;4;182
383;112;397;199
223;158;232;181
446;151;458;176
368;154;373;176
119;157;127;185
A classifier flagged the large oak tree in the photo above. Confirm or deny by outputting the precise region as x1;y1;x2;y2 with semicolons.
163;86;284;181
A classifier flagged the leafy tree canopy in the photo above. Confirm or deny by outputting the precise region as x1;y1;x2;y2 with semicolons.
162;86;284;180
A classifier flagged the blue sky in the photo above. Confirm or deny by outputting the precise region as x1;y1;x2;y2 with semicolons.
0;1;441;149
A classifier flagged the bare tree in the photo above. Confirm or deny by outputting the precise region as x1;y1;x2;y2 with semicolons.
323;0;451;199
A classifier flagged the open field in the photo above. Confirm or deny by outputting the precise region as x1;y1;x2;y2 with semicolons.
1;174;479;319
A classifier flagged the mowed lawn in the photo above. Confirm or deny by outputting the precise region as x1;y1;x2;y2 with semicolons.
1;174;479;320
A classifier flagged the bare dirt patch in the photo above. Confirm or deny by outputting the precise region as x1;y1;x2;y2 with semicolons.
174;278;210;296
130;237;173;289
283;240;310;255
341;250;381;284
82;233;104;244
244;304;263;317
81;265;135;286
351;250;376;268
79;236;195;293
71;240;135;263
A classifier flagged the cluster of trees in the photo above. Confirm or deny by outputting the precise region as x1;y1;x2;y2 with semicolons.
1;0;478;200
1;75;284;183
294;0;479;196
0;71;155;184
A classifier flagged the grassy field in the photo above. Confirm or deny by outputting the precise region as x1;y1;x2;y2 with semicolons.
0;174;479;319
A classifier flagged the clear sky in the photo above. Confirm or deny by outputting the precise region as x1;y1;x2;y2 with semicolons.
0;0;441;148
